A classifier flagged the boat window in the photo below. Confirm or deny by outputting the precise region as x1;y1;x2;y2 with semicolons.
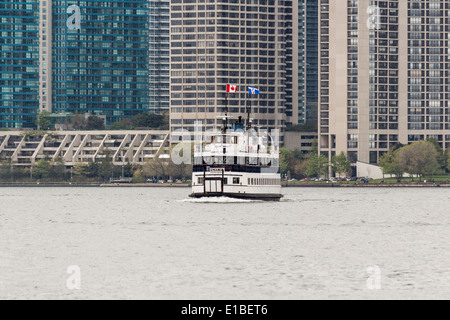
249;157;258;165
210;156;223;164
223;178;228;185
203;156;211;165
233;177;240;184
198;177;204;185
224;156;234;164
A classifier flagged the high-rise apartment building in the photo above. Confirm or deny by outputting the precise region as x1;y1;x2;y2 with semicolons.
0;0;40;129
51;0;150;123
319;0;450;175
149;0;170;114
1;0;151;128
298;0;318;124
169;0;297;138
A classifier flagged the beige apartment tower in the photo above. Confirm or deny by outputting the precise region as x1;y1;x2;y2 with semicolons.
169;0;298;140
319;0;450;175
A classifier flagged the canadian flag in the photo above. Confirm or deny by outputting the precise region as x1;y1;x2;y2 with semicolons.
226;84;237;93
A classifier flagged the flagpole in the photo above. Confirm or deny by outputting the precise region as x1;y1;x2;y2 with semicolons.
246;87;250;129
224;93;228;133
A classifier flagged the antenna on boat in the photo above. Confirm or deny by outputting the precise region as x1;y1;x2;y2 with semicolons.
246;98;252;129
223;94;229;133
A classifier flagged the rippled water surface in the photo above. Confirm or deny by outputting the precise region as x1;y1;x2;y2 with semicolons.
0;187;449;299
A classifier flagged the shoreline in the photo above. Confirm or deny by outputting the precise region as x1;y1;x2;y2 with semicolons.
0;183;191;188
0;183;448;188
283;183;450;188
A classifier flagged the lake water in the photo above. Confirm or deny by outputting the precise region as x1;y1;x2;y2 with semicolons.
0;187;449;300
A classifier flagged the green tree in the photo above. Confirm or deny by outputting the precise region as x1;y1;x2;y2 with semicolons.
51;155;66;180
73;162;98;180
378;148;404;182
279;147;306;179
131;113;165;129
132;169;145;184
397;141;440;179
426;137;447;172
306;154;329;178
73;163;88;181
110;119;131;130
332;152;351;178
293;159;309;179
143;155;170;181
167;158;192;181
71;113;86;130
33;157;52;180
36;111;52;130
0;159;12;182
86;115;106;130
279;148;292;177
447;150;450;172
96;148;114;181
159;111;170;130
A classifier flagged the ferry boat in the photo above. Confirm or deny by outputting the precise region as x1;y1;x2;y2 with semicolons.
190;113;283;201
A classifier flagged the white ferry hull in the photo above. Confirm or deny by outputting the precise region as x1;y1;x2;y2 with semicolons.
190;171;283;201
189;192;283;201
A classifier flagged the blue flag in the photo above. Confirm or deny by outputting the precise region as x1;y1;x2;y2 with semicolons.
248;87;260;95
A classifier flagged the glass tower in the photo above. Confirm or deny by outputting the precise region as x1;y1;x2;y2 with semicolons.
298;0;318;124
0;0;40;129
149;0;170;115
51;0;150;124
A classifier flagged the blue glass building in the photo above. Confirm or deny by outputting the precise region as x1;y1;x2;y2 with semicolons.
0;0;40;129
298;0;318;124
149;0;170;115
51;0;150;123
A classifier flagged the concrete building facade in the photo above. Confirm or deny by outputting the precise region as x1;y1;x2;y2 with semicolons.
0;130;170;168
319;0;450;175
169;0;298;140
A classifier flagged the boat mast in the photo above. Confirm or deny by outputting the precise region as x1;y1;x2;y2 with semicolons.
223;93;229;133
246;94;252;129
